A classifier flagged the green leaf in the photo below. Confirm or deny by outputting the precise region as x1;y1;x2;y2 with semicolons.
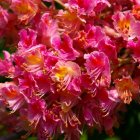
80;132;88;140
105;137;120;140
27;136;37;140
0;38;5;51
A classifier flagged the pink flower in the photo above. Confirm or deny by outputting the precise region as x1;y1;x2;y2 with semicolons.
10;0;38;23
108;89;120;103
97;87;118;117
74;25;105;49
18;28;37;49
38;13;59;47
33;73;52;94
16;70;50;97
0;51;15;77
60;109;80;128
56;9;84;34
0;6;9;28
127;37;140;62
43;51;58;70
51;61;81;91
0;6;9;37
68;0;110;14
68;0;95;14
97;88;118;134
131;0;140;5
59;100;81;140
84;51;111;86
115;77;139;104
16;72;40;102
80;87;118;133
0;82;24;112
52;34;80;60
94;0;111;12
98;37;118;63
37;109;60;139
1;0;140;139
14;44;47;73
112;11;140;40
26;98;46;128
82;98;101;126
132;5;140;20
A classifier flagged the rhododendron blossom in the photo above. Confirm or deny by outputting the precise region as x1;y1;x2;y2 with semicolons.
0;0;140;140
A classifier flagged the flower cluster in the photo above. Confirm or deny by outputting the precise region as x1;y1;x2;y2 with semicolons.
0;0;140;139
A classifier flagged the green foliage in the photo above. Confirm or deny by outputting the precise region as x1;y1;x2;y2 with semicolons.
81;131;88;140
0;38;5;58
27;136;37;140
